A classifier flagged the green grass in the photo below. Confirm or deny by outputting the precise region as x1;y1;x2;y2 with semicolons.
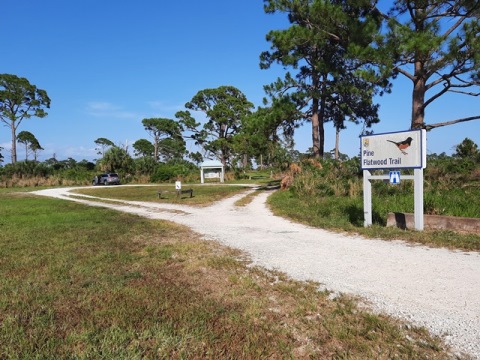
369;182;480;218
0;191;454;359
268;189;480;252
72;184;251;206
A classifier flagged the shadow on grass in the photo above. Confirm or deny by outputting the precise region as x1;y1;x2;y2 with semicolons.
345;204;385;227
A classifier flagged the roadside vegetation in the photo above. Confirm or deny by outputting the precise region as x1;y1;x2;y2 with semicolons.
0;190;455;359
2;138;478;253
267;150;480;252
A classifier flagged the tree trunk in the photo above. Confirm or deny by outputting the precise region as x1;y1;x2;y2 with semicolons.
411;60;426;130
11;125;17;164
319;111;325;158
154;135;159;162
311;107;320;158
311;73;321;158
318;74;328;158
411;6;426;131
335;126;340;160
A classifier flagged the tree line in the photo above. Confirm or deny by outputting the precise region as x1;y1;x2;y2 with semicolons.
1;0;479;169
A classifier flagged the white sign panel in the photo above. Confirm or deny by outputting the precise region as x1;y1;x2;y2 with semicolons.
360;129;426;170
204;172;220;179
175;181;182;190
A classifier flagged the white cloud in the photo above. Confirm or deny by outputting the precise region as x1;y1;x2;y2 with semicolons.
86;101;139;120
63;145;98;159
147;100;184;117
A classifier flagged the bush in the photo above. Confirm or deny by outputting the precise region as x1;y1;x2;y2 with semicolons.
290;158;362;198
150;160;198;183
1;161;52;178
283;155;480;225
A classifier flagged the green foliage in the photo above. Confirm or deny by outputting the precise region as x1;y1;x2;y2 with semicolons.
134;156;157;176
94;137;115;156
150;160;198;183
59;168;93;182
176;86;254;167
376;2;480;129
234;103;298;169
426;151;479;189
261;0;385;157
290;158;362;199
0;158;98;186
141;118;185;162
99;147;135;174
17;130;43;161
270;144;480;250
454;138;479;160
0;74;50;163
2;161;52;178
132;138;154;158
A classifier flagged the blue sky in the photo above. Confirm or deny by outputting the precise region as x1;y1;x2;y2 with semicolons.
1;0;479;163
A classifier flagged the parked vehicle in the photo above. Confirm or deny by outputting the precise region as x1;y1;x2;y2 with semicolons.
92;173;120;185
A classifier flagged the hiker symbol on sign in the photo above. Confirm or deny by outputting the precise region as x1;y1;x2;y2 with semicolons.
389;171;400;185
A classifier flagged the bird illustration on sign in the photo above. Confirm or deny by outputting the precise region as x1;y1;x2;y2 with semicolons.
387;137;413;155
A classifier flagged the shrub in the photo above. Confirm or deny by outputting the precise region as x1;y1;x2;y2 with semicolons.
150;160;198;183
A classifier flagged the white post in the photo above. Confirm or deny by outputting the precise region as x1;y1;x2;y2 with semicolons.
363;170;372;227
200;168;204;184
414;168;424;231
220;166;225;183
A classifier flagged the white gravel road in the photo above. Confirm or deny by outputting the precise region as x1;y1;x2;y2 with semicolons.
32;186;480;359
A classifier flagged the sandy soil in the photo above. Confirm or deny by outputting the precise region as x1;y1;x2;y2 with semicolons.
32;185;480;359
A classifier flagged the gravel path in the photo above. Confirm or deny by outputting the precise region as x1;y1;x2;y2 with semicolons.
32;186;480;359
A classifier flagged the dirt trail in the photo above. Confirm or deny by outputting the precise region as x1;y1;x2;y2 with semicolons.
32;186;480;359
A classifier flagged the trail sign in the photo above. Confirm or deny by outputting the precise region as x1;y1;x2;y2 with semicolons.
360;129;426;170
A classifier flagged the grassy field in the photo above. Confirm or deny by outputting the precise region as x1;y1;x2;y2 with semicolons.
0;190;455;359
73;184;253;206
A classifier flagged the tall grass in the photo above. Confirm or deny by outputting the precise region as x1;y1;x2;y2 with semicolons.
268;159;480;251
0;174;89;188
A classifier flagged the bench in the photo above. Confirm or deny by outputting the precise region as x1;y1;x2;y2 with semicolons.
158;188;193;199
